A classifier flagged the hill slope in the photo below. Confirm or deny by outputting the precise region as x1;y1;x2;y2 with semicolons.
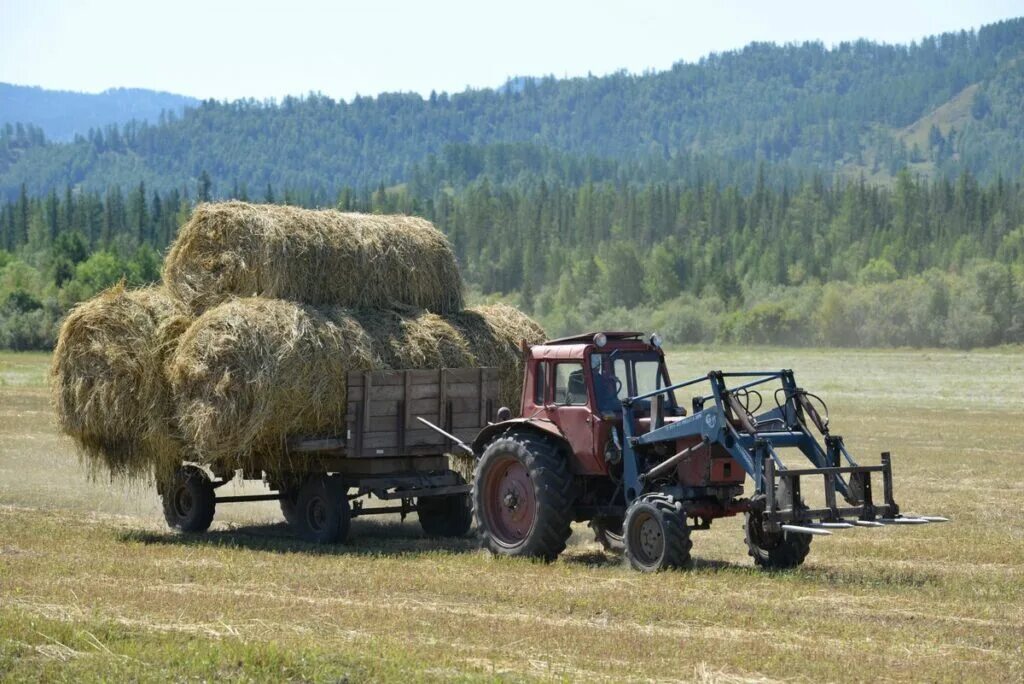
0;18;1023;201
0;83;198;142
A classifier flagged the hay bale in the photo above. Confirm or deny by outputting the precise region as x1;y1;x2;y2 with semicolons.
167;299;545;470
50;284;191;482
451;304;547;409
163;202;464;315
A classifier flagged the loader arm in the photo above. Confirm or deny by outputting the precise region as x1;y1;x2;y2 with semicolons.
620;370;947;535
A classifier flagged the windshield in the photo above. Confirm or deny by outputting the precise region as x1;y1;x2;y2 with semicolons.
590;351;672;413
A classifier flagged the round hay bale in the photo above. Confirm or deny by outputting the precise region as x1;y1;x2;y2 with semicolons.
451;304;547;409
163;202;464;315
167;298;379;470
167;299;545;470
50;284;191;482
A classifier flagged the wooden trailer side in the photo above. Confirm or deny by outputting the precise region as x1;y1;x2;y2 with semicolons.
345;367;499;459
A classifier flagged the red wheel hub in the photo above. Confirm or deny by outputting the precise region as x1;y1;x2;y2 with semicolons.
483;456;536;547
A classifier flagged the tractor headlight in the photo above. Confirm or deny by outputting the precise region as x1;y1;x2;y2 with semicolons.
650;332;663;348
593;333;607;348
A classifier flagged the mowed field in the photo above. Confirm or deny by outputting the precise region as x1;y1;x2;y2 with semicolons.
1;348;1022;682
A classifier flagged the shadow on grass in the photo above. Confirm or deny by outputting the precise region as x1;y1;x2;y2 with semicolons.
118;518;479;558
561;549;747;571
792;565;945;589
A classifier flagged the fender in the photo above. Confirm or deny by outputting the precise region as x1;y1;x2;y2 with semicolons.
471;417;569;455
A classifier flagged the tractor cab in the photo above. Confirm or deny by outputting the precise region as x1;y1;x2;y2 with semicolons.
515;332;682;476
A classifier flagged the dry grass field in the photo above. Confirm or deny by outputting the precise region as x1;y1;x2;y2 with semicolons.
1;348;1022;682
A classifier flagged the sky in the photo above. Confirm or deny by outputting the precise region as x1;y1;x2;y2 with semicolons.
1;0;1022;101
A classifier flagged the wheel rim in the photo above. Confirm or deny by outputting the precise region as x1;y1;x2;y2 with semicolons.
172;486;193;519
483;455;536;547
629;511;664;565
305;496;329;532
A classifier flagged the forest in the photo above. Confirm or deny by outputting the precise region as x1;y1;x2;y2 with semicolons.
1;152;1021;349
0;17;1022;349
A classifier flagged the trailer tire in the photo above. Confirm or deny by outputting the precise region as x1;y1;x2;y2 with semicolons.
295;475;351;544
417;474;473;538
161;465;216;533
624;494;692;572
590;516;625;553
474;434;573;562
744;509;813;570
279;489;299;527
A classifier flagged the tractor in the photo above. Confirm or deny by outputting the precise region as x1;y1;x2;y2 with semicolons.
457;332;946;572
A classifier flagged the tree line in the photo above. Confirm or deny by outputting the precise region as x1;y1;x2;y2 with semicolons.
0;162;1021;349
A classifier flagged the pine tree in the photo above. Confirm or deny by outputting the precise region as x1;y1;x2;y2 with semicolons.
198;171;212;202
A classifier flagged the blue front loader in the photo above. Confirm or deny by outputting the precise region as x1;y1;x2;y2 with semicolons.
619;369;947;536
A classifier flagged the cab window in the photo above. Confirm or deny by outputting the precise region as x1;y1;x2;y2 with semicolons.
554;363;587;405
534;361;548;404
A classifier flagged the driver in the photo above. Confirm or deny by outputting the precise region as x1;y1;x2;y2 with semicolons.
591;355;621;412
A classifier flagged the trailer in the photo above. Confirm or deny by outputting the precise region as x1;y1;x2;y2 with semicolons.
158;367;500;543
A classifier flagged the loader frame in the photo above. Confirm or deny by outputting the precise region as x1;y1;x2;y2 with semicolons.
620;369;938;534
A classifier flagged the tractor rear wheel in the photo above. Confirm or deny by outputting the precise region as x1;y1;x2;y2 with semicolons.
417;474;473;538
744;509;812;570
294;474;351;544
623;494;692;572
161;465;216;533
590;516;625;553
473;434;573;561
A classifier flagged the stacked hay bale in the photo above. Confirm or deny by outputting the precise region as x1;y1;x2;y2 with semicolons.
52;202;545;482
51;284;191;482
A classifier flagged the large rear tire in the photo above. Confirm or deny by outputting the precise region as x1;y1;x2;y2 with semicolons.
417;474;473;538
623;494;692;572
161;465;216;533
295;475;351;544
473;434;573;561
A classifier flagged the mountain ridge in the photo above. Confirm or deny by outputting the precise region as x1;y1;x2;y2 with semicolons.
0;83;198;142
1;17;1023;200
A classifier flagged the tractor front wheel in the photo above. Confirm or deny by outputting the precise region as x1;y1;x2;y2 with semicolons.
744;509;812;570
473;434;573;561
623;494;692;572
161;465;216;533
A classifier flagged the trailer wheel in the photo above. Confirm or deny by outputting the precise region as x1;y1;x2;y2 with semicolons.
623;494;692;572
474;434;573;561
744;509;812;570
161;465;216;533
590;516;625;553
295;475;351;544
417;474;472;538
279;488;299;526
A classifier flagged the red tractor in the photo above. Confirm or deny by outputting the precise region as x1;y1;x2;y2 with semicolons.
463;332;945;572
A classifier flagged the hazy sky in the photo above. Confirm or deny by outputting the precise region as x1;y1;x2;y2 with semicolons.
1;0;1021;101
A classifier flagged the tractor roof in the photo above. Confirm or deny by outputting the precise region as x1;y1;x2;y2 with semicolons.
543;332;645;345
